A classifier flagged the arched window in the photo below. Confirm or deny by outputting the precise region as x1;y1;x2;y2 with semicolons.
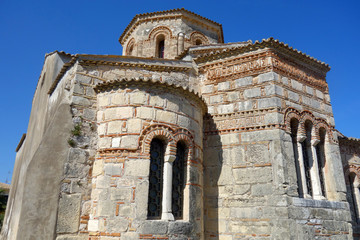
290;118;303;196
147;138;165;219
172;141;187;219
349;173;360;223
156;35;165;58
302;120;313;197
316;128;327;197
195;39;202;46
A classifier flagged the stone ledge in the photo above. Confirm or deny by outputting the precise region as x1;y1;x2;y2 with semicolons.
291;197;348;209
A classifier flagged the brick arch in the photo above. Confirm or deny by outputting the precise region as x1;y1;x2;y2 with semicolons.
345;165;360;185
174;128;195;162
299;110;316;137
139;124;176;155
189;31;209;45
314;118;332;143
126;38;135;56
284;107;301;134
148;26;173;41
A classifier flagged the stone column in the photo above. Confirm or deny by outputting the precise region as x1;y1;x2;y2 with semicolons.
353;179;360;221
161;154;176;221
177;33;184;55
310;139;325;200
297;135;310;198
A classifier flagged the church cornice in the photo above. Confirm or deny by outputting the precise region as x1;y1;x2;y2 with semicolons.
194;38;330;72
94;76;207;113
119;8;224;45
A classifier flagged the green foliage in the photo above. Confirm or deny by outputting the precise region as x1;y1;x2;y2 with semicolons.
67;138;76;147
71;123;82;136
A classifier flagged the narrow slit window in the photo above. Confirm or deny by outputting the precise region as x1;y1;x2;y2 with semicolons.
172;141;186;219
302;121;313;197
147;138;165;219
316;128;327;197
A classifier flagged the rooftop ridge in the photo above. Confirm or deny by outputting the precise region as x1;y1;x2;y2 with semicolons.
194;37;330;71
119;8;223;45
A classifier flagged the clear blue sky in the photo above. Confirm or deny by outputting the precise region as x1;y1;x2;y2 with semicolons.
0;0;359;183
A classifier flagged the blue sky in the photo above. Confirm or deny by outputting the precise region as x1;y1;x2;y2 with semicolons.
0;0;359;183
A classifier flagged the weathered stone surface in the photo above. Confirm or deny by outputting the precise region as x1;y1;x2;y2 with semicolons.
56;194;81;233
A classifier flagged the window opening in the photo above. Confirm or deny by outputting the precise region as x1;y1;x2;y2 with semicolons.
290;119;302;196
195;39;202;45
316;128;326;197
172;141;186;219
302;121;313;197
147;138;165;219
349;174;360;223
156;35;165;58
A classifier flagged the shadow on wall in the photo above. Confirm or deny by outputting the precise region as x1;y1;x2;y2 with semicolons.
203;116;223;240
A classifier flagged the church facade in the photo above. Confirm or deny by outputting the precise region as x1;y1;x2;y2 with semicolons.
2;8;360;240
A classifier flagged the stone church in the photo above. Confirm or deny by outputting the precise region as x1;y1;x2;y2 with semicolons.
2;8;360;240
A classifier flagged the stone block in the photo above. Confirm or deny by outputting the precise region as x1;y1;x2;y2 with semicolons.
202;84;214;94
130;92;148;105
156;110;177;123
56;194;81;233
112;93;127;105
210;94;223;104
246;144;269;163
104;163;122;176
288;90;299;102
166;99;180;112
68;148;86;164
220;133;239;145
99;137;111;148
244;88;261;98
136;107;154;119
238;100;253;111
149;95;165;107
107;218;129;232
104;107;133;120
218;81;230;91
83;108;95;120
73;83;84;94
235;76;252;87
97;200;113;217
97;110;104;121
228;92;240;101
217;103;234;114
178;115;191;128
85;86;95;97
135;181;148;219
107;120;123;134
56;236;88;240
112;137;121;147
282;77;289;85
316;90;324;99
265;85;283;96
110;188;132;201
222;146;245;165
218;165;234;185
233;167;272;184
168;222;192;235
258;97;282;109
96;175;110;188
127;119;142;133
93;160;104;177
72;96;91;107
121;232;139;240
125;159;149;176
88;219;99;232
258;72;279;83
120;135;138;148
230;207;263;218
140;221;168;234
251;183;273;196
306;86;314;95
291;80;302;91
75;74;92;84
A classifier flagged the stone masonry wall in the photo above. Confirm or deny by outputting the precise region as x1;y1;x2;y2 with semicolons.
200;50;351;239
87;68;205;239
